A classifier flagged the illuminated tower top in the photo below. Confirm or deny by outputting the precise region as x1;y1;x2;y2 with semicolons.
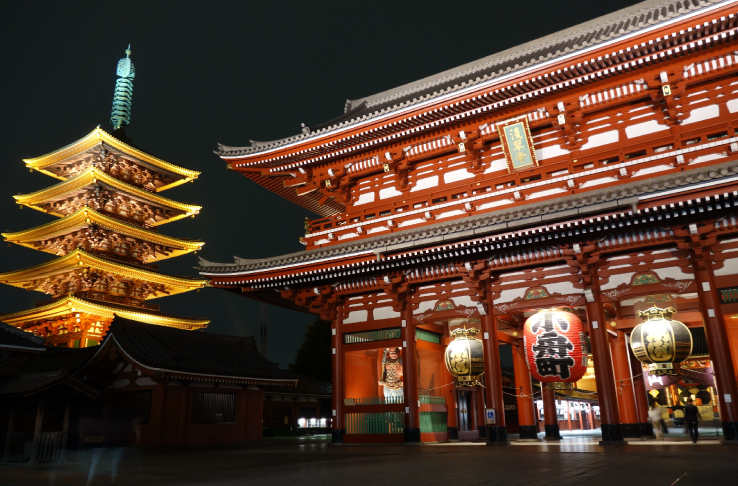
110;45;135;131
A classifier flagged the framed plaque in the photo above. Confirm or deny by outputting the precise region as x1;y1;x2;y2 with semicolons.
497;115;539;172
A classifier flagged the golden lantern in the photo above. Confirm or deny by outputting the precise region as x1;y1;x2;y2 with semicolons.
444;327;484;385
630;306;692;376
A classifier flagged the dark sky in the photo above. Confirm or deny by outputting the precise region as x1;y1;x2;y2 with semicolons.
0;0;641;367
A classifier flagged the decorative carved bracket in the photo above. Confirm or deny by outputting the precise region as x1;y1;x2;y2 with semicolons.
552;100;586;150
378;274;411;312
280;285;341;321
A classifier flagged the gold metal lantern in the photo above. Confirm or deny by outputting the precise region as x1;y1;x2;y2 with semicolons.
630;306;692;376
444;327;484;385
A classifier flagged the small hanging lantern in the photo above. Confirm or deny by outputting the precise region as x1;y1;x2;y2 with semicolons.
444;327;484;385
523;309;588;388
630;306;692;376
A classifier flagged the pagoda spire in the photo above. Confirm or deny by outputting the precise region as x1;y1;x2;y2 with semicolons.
110;45;135;131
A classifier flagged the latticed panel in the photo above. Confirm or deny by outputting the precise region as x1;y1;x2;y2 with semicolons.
345;412;404;434
720;287;738;303
418;348;446;400
420;412;448;433
344;327;401;344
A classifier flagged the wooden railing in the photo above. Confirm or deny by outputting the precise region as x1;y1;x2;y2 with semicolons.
420;412;448;433
3;432;32;463
346;396;404;406
33;432;65;463
345;412;404;434
419;395;446;405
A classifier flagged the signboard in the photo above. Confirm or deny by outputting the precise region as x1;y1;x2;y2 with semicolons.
485;408;496;425
497;115;539;172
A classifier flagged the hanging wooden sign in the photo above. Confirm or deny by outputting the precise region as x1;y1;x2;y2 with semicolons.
497;115;539;172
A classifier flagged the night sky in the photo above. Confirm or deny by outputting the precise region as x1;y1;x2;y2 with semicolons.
1;0;641;367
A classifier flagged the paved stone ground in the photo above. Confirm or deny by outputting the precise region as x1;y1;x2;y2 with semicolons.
1;433;736;486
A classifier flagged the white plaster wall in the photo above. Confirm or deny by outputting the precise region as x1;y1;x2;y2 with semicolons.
536;144;569;160
373;306;401;320
379;186;403;199
625;119;669;138
528;187;569;199
484;158;508;173
355;192;375;205
477;199;513;211
689;153;728;165
344;310;368;324
714;257;738;277
727;98;738;113
579;176;618;189
682;104;719;125
410;175;439;192
581;130;619;150
437;209;466;219
444;168;475;184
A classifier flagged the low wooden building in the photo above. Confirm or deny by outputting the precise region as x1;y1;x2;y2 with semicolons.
0;317;300;463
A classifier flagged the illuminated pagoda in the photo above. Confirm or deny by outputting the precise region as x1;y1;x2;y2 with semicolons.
0;46;209;347
201;0;738;446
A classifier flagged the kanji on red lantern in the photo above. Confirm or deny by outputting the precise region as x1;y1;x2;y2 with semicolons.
523;310;587;384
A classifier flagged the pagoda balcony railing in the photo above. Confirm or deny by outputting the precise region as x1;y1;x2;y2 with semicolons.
303;129;735;246
34;294;160;311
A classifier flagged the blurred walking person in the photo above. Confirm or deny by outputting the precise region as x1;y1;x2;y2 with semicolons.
684;398;700;443
648;403;664;441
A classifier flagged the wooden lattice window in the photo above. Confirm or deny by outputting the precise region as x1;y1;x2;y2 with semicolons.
192;392;236;423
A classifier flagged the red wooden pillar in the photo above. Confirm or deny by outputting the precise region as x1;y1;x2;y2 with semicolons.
628;350;654;437
691;246;738;442
541;386;561;440
585;290;625;444
611;331;640;438
513;343;538;439
441;335;458;439
331;302;345;443
475;387;487;438
481;301;509;445
401;299;420;442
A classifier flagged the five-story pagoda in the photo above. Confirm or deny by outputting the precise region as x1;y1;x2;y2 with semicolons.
0;46;209;347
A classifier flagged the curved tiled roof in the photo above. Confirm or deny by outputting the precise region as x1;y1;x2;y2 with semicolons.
216;0;725;158
109;317;297;384
198;157;738;275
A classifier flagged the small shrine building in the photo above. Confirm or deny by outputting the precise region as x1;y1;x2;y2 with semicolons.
199;0;738;444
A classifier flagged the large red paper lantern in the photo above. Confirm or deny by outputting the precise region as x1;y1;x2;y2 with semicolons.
523;310;587;384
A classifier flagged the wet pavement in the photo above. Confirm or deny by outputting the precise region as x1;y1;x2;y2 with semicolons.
1;431;736;486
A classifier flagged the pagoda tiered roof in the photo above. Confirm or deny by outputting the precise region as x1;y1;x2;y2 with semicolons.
2;207;204;262
0;248;207;298
0;295;209;330
14;167;201;225
25;127;200;191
